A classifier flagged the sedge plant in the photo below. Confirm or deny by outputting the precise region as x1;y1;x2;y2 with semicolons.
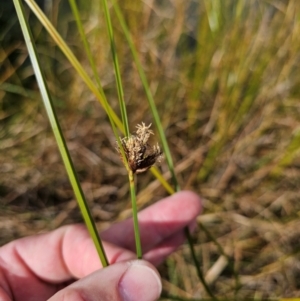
7;1;300;299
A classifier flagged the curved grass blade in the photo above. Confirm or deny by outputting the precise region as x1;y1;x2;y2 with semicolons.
68;0;104;96
101;0;130;137
13;0;109;268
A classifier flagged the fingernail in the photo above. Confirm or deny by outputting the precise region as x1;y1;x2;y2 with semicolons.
118;260;162;301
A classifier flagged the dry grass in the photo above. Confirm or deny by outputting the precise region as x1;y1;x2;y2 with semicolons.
1;0;300;299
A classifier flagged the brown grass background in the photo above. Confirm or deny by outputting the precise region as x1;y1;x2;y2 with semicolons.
1;0;300;299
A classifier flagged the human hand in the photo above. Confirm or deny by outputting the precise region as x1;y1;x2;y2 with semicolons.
0;191;201;301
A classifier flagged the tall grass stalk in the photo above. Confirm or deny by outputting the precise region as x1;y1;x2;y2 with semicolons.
184;227;217;300
68;0;104;94
100;0;129;137
129;170;142;258
100;0;142;257
12;0;108;268
113;3;217;298
199;222;241;297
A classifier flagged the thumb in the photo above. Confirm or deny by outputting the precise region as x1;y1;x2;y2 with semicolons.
48;260;162;301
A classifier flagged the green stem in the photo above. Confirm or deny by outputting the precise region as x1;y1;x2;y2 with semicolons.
101;0;130;137
129;170;142;258
184;228;218;300
113;6;216;295
13;0;108;267
199;222;242;297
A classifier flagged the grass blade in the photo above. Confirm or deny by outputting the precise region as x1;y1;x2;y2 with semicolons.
101;0;130;137
13;0;109;268
68;0;104;95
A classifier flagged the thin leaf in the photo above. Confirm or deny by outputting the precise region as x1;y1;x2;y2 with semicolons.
101;0;130;137
13;0;109;268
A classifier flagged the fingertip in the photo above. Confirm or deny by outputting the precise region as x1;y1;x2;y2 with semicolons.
118;260;162;301
49;260;162;301
177;190;202;214
166;190;202;218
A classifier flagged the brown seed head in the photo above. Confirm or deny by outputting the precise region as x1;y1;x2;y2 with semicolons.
117;123;163;174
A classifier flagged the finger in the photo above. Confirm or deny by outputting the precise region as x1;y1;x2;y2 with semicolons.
101;191;202;252
48;260;162;301
143;221;197;266
0;224;136;288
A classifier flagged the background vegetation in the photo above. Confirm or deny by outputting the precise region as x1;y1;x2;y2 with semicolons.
1;0;300;299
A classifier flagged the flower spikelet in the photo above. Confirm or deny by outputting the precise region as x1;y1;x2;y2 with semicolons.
117;123;163;174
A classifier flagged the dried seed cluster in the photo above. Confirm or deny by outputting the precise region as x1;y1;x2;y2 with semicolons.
117;123;163;174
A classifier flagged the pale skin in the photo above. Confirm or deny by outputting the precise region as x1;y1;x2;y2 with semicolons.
0;191;201;301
